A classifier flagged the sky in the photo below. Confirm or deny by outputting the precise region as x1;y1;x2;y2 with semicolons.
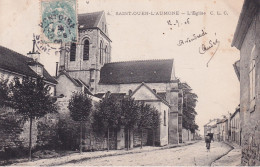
0;0;244;133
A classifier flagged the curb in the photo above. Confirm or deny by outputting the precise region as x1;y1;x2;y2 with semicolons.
210;142;234;166
36;141;199;166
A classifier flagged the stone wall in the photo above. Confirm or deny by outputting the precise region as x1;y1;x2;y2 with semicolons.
178;116;183;143
0;107;24;151
0;107;56;155
56;97;118;151
168;112;179;144
182;128;191;142
239;10;260;166
82;128;117;151
133;129;148;147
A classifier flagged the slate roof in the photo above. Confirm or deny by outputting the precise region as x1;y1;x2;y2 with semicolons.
0;45;57;84
78;11;103;29
157;92;166;100
94;93;126;100
99;59;174;84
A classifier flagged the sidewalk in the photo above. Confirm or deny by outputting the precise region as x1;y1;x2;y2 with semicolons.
11;141;198;166
211;142;241;166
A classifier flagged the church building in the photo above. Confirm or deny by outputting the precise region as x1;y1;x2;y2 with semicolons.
56;11;182;149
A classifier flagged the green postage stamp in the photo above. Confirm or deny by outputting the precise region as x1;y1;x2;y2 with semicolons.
40;0;77;43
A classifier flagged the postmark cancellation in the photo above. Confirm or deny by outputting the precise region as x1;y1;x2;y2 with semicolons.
40;0;78;44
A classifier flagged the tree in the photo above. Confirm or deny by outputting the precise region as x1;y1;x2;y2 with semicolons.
0;79;10;107
68;92;92;154
149;107;161;146
137;102;152;149
56;115;80;151
179;82;199;135
120;97;140;150
94;93;121;151
36;114;59;150
10;77;57;161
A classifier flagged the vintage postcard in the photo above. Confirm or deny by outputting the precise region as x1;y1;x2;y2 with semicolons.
0;0;259;166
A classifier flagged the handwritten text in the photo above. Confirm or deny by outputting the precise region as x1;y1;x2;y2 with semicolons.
177;29;207;46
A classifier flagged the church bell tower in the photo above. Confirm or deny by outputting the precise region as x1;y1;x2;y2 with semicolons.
58;11;111;94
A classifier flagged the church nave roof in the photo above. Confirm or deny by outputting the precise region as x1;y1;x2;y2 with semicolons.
99;59;174;84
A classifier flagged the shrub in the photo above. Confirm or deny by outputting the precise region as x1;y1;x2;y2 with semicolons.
0;146;27;161
56;116;80;151
36;114;59;150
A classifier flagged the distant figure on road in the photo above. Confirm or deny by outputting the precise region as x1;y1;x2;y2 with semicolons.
205;134;211;152
208;133;214;142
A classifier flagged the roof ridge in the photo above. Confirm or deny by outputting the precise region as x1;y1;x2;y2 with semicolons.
131;82;170;107
58;71;81;87
100;58;174;84
0;45;57;84
0;45;31;60
78;11;104;16
95;10;104;28
106;59;174;64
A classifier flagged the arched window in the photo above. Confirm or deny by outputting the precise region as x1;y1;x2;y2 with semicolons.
83;40;89;60
100;41;103;64
70;43;76;61
105;46;107;63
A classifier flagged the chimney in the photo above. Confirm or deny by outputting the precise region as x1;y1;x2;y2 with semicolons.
56;62;59;77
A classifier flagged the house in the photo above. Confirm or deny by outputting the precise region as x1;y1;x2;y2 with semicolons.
96;59;180;147
0;45;57;94
231;0;260;165
204;119;219;139
56;11;182;149
230;106;241;145
216;118;228;142
0;45;57;151
224;118;229;141
130;82;170;147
